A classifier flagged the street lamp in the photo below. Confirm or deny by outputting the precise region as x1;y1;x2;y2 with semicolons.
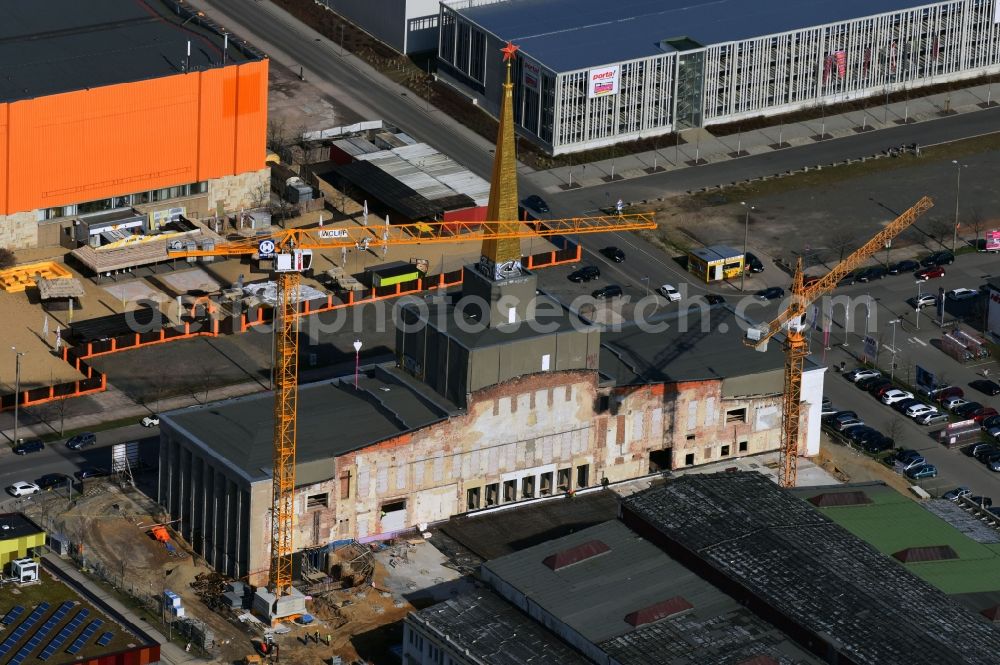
641;276;649;297
952;160;966;253
12;347;24;444
888;319;900;381
740;202;755;292
353;339;363;389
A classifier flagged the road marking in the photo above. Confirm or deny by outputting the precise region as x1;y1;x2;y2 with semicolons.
909;337;928;346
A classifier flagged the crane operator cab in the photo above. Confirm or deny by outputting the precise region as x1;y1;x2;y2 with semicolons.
274;249;313;273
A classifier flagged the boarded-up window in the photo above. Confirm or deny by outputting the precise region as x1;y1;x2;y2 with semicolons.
727;408;747;423
396;459;407;490
307;493;328;508
705;397;716;426
703;446;713;460
633;412;644;440
756;405;780;430
376;464;388;494
687;401;698;430
339;472;351;500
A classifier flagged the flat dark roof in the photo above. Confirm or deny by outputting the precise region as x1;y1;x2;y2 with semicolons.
455;0;925;72
0;513;44;540
622;472;1000;665
482;520;820;662
0;0;261;103
599;306;788;385
162;365;454;483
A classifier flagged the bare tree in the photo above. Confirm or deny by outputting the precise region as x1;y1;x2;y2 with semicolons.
50;398;71;437
266;118;295;162
927;217;953;247
248;183;271;211
885;417;903;448
967;207;987;248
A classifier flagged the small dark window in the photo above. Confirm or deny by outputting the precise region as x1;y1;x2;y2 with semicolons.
466;487;481;511
726;408;747;423
721;445;731;456
686;434;696;441
382;499;406;513
485;483;499;506
540;472;553;496
739;440;748;452
521;476;536;499
306;493;328;508
597;395;610;412
684;453;695;466
576;464;590;488
557;468;571;491
503;480;517;502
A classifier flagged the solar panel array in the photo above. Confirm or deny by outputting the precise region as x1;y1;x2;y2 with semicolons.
65;619;103;655
95;632;114;647
0;602;50;660
8;602;75;665
1;606;25;625
39;608;90;661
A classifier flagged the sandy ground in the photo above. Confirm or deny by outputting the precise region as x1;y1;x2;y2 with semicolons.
0;290;84;390
815;433;916;495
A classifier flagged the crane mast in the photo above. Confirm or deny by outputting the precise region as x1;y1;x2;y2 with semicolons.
747;196;934;488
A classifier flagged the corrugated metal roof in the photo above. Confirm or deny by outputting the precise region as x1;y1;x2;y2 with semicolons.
356;142;490;206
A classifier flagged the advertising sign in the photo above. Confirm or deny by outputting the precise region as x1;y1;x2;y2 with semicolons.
522;58;541;92
588;65;620;98
986;229;1000;251
915;365;936;390
863;335;878;361
318;228;349;239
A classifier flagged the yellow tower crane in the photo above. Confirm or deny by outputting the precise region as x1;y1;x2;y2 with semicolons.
169;213;656;603
745;196;933;488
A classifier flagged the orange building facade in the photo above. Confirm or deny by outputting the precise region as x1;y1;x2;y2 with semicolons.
0;59;269;249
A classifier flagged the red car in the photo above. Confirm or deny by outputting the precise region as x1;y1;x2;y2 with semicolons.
972;408;999;423
915;266;945;280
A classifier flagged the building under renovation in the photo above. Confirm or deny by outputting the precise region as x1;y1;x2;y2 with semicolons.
157;44;823;585
438;0;1000;154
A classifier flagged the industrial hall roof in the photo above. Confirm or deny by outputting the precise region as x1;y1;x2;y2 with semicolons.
480;519;820;663
162;365;455;484
620;472;1000;665
409;592;591;665
599;306;794;387
0;513;45;540
452;0;926;72
0;0;261;103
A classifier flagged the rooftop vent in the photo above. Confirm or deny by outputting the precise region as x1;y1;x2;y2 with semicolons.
807;491;872;507
542;540;610;571
892;545;958;563
624;596;693;627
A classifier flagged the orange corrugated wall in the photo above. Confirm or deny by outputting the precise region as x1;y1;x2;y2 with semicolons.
0;59;267;216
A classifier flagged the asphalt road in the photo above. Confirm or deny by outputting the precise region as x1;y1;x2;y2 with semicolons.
0;424;158;507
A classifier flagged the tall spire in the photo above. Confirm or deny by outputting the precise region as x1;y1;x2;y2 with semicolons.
478;41;523;281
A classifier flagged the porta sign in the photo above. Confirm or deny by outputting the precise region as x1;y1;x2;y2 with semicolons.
986;229;1000;251
588;65;619;98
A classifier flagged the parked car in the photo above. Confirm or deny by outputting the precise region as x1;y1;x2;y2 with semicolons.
921;250;955;266
969;496;993;508
986;426;1000;440
981;415;1000;430
592;284;623;299
892;398;923;414
972;407;999;423
905;403;938;419
943;396;970;412
989;460;1000;472
601;246;625;262
906;464;938;480
862;436;895;454
846;426;878;443
834;417;865;431
968;442;997;458
824;410;858;424
899;456;927;472
870;382;897;398
522;194;549;213
568;266;601;282
923;385;963;402
916;412;950;426
845;368;880;383
744;253;764;273
855;266;887;282
141;414;160;428
6;481;41;497
888;259;920;274
946;287;978;301
954;401;985;417
913;294;937;310
974;445;1000;462
13;439;44;455
35;473;70;490
65;432;96;450
755;286;785;301
856;375;889;391
704;294;725;305
970;379;1000;396
821;404;839;417
889;449;922;465
915;266;946;280
942;486;972;501
657;284;681;302
74;467;109;480
881;389;915;405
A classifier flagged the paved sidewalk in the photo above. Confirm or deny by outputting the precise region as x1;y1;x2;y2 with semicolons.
43;553;202;665
529;82;999;194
